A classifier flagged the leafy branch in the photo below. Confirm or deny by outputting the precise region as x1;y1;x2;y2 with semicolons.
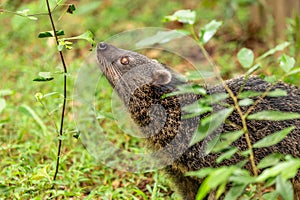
162;9;300;200
44;0;68;184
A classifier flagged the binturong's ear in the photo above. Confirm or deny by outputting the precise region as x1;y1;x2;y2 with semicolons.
151;69;172;85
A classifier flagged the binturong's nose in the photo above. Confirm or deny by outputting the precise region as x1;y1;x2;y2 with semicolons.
97;42;107;51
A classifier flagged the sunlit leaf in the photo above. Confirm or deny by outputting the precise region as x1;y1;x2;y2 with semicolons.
247;111;300;121
201;93;229;104
256;157;300;182
279;54;295;73
237;48;254;68
224;184;247;200
253;126;294;148
267;89;287;97
0;99;6;114
216;147;238;163
262;192;278;200
258;42;290;60
199;20;222;44
257;153;284;169
0;89;14;97
287;68;300;76
276;175;294;200
239;98;254;106
71;30;95;45
264;75;277;83
67;4;76;14
34;93;44;102
163;9;196;25
186;167;215;179
183;103;212;119
245;64;260;76
196;167;236;200
31;165;51;182
190;107;234;146
238;90;262;99
208;130;244;153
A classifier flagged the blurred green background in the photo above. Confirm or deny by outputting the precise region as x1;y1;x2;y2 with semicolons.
1;0;299;199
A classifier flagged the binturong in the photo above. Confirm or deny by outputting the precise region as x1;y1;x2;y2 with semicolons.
96;42;300;199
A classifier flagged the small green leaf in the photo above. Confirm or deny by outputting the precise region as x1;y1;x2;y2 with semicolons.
256;157;300;182
16;9;37;20
0;89;13;97
183;103;212;118
238;90;262;99
258;42;290;60
28;16;38;20
33;77;54;82
196;167;236;200
39;72;52;78
57;43;64;51
247;111;300;121
208;130;244;153
253;126;295;148
67;30;95;46
279;54;295;73
38;30;65;38
67;4;76;14
186;167;215;179
201;93;229;104
264;75;277;83
190;107;234;146
17;9;30;15
276;175;294;200
245;64;261;76
257;153;284;169
238;98;254;106
34;93;44;102
237;48;254;68
163;9;196;25
267;89;287;97
287;67;300;76
262;191;278;200
216;147;238;163
0;98;6;114
216;182;226;199
31;165;51;182
199;20;223;44
224;184;247;200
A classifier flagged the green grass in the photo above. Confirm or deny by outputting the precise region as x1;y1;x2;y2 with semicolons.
1;0;299;199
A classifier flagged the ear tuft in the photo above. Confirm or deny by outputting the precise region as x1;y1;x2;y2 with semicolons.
151;69;172;85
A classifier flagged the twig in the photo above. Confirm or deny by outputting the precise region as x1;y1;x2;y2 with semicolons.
189;25;259;177
45;0;68;184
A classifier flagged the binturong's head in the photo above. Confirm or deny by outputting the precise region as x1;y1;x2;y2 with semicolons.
96;42;174;88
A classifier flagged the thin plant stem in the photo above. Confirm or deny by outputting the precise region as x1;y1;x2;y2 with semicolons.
189;25;259;177
45;0;68;184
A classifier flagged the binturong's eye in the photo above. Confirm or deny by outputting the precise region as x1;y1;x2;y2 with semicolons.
120;56;130;65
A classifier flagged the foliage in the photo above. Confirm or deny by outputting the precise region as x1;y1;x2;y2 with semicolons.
158;9;300;200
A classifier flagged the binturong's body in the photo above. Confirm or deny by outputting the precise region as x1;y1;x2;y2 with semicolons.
96;42;300;199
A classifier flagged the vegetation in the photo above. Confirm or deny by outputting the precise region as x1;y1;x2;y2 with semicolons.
1;0;300;199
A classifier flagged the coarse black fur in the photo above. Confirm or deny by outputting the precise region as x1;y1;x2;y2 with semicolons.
96;42;300;200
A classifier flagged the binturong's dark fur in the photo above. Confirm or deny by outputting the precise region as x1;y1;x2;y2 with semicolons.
96;42;300;199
